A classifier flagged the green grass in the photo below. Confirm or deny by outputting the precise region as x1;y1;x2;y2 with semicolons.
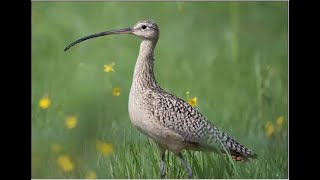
32;2;288;179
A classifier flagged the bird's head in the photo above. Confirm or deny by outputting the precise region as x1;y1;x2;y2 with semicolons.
132;20;159;40
64;20;159;51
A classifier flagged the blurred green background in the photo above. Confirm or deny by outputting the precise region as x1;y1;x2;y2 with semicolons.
32;1;288;179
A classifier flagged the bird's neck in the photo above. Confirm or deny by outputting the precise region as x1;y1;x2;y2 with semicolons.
131;39;160;93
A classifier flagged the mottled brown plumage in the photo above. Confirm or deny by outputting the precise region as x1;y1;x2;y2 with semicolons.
65;20;257;179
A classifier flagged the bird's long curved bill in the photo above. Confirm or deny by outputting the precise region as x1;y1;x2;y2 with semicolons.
64;28;133;51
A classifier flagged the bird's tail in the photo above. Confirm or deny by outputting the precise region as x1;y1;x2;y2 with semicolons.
206;125;257;162
226;149;257;162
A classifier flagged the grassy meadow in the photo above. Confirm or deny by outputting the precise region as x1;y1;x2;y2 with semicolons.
32;2;288;179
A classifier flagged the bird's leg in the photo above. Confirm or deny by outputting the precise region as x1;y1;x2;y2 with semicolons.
177;152;193;179
159;147;166;178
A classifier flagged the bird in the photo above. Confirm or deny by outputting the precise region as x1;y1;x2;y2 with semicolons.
64;20;257;179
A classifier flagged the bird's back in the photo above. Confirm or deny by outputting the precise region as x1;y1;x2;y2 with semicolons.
143;89;257;162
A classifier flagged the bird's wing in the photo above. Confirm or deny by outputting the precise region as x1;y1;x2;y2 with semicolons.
153;92;257;160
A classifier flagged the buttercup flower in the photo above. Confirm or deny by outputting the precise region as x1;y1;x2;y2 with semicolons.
104;62;115;73
65;116;77;129
265;121;274;137
96;140;113;156
188;97;197;107
276;116;284;127
112;87;121;96
57;155;74;172
39;96;51;109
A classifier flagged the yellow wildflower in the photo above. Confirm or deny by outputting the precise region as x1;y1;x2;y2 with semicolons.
265;121;272;129
85;170;97;179
57;155;74;172
188;97;197;107
265;121;274;137
50;143;63;153
276;116;284;127
65;116;77;129
112;87;121;96
104;62;115;73
39;96;50;109
96;140;113;156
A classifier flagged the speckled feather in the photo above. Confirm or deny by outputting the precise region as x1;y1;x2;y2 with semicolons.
138;88;257;161
65;20;257;178
128;20;257;162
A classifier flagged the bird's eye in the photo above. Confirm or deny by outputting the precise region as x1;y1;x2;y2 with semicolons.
141;25;147;29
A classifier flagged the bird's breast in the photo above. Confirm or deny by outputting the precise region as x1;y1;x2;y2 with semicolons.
128;91;154;133
128;92;187;153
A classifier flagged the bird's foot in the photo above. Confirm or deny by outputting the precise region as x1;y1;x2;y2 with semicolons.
160;159;166;178
160;166;166;179
161;173;166;179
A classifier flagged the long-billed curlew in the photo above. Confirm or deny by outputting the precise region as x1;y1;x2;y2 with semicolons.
64;20;257;178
